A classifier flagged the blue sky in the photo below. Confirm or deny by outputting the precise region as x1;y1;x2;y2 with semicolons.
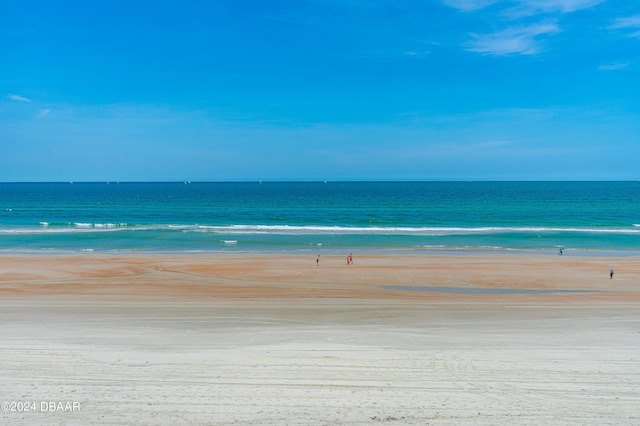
1;0;639;181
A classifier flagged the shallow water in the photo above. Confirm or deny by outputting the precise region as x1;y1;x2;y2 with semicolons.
382;286;603;294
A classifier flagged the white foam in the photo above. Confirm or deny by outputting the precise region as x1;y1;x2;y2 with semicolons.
190;224;640;236
2;223;639;237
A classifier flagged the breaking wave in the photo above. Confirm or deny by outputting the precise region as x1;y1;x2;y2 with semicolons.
2;223;640;236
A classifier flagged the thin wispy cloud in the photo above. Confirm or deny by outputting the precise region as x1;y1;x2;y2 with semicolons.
467;22;560;56
9;94;31;102
609;14;640;39
36;109;51;118
598;62;629;71
403;50;430;58
444;0;603;15
445;0;601;57
442;0;500;12
505;0;605;17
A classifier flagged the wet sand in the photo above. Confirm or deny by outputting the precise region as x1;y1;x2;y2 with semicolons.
1;253;639;424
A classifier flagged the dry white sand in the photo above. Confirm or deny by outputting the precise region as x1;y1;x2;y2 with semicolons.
1;254;639;425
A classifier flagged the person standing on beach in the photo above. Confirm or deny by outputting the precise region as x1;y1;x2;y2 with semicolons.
610;266;614;279
316;255;320;266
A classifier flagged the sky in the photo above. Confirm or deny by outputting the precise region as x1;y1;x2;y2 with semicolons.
1;0;639;181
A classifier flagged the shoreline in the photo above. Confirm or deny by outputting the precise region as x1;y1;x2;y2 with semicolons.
3;246;640;256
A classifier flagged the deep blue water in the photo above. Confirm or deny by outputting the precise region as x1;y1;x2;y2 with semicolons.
1;181;638;254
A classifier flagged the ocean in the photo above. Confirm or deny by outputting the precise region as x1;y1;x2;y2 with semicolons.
1;181;639;255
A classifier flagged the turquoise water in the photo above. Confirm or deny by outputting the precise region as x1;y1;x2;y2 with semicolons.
1;181;638;254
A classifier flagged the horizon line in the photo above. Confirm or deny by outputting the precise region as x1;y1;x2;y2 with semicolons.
1;179;638;184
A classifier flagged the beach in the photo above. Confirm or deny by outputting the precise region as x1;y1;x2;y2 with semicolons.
1;253;639;425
